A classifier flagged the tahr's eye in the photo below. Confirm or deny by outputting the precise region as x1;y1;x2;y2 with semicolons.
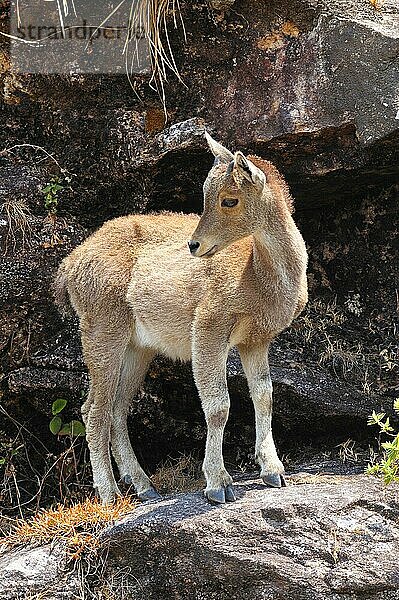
221;198;238;208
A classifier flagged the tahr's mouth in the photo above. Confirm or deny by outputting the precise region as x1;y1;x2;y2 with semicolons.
199;244;218;258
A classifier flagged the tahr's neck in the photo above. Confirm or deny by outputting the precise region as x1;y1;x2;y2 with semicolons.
251;206;306;288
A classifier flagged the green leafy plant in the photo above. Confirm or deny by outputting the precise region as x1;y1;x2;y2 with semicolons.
49;399;86;437
41;177;64;216
367;399;399;484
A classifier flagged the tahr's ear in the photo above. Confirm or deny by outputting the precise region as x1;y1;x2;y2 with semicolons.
205;131;234;164
233;151;265;186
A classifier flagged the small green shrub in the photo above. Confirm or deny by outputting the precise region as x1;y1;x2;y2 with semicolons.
367;399;399;484
49;399;86;437
41;177;64;216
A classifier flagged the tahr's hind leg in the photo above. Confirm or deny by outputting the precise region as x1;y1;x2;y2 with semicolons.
81;318;130;504
110;344;160;501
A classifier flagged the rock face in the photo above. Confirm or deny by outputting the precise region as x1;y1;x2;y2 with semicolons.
1;473;398;599
100;474;399;599
202;0;399;193
1;0;398;212
0;0;398;507
0;545;80;600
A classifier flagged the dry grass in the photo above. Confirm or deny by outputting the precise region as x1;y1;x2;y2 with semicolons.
291;297;346;344
288;472;342;485
1;198;33;254
0;452;202;559
3;1;186;108
127;0;185;90
291;298;367;379
320;336;365;378
2;496;137;560
152;453;203;494
335;438;381;467
336;438;359;464
288;297;390;394
88;0;186;105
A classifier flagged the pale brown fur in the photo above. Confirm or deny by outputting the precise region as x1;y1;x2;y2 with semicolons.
247;155;294;215
55;133;308;504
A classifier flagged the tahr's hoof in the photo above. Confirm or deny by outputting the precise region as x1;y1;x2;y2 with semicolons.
121;474;133;485
205;488;226;504
225;484;237;502
138;486;162;502
205;484;237;505
262;473;285;488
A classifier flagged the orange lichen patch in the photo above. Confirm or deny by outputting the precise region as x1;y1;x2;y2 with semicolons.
1;496;137;559
257;32;284;51
257;21;300;51
0;51;10;74
281;21;300;37
369;0;385;9
145;107;166;133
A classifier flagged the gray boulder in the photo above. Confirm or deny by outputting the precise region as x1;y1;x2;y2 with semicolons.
2;473;398;599
0;544;80;600
101;474;399;599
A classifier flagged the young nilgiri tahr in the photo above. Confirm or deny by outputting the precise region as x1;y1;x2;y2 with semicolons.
55;132;308;505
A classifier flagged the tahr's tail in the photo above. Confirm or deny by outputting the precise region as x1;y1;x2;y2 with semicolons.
53;259;73;317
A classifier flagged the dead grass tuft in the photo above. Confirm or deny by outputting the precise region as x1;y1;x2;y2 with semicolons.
288;472;342;485
291;297;346;344
152;453;203;494
2;496;137;560
122;0;186;107
1;198;33;254
320;336;365;378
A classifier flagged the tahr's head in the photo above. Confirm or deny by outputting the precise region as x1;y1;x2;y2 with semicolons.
188;132;271;258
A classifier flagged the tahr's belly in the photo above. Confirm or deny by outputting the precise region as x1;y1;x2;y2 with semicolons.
126;242;201;362
133;314;193;362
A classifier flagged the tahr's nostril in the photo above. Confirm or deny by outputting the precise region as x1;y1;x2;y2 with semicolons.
188;240;200;254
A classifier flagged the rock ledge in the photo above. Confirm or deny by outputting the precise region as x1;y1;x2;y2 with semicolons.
1;473;398;599
101;474;399;600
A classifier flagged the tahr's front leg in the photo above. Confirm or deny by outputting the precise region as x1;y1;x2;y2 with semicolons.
238;342;286;488
192;316;236;504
